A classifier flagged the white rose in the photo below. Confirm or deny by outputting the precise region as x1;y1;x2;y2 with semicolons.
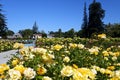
23;68;36;79
63;56;70;62
8;69;21;80
78;44;84;49
61;66;73;77
42;76;52;80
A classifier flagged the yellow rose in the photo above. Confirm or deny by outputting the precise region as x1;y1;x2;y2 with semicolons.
107;66;115;70
19;43;24;49
110;77;120;80
32;48;47;55
42;54;54;62
61;66;73;77
114;52;120;57
104;57;108;61
73;68;96;80
102;51;109;56
42;76;52;80
88;46;99;55
98;33;106;38
13;43;24;49
99;68;105;74
112;56;117;61
77;44;84;49
37;66;47;75
1;64;9;71
0;68;4;74
53;44;62;51
0;64;9;74
105;69;113;75
0;75;5;79
78;68;96;79
12;59;19;66
73;69;83;80
63;56;70;63
69;43;77;48
13;43;19;49
14;65;25;74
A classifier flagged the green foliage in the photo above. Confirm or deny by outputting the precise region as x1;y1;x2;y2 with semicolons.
64;28;75;38
0;40;14;52
4;37;120;80
19;29;33;39
0;4;8;38
49;28;64;38
105;23;120;38
36;38;120;49
81;2;88;38
87;0;105;37
39;30;47;38
6;30;14;36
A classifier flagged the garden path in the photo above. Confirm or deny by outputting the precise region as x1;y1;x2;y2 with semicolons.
0;50;18;64
0;43;34;64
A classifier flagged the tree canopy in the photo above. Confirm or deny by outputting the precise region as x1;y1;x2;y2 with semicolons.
19;29;33;39
0;4;8;38
81;2;88;38
87;0;105;37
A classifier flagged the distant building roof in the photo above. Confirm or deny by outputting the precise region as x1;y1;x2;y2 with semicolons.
7;33;22;39
33;34;42;39
47;34;55;38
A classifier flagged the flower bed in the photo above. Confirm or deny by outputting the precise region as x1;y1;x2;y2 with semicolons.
36;37;120;48
0;37;120;80
0;40;14;52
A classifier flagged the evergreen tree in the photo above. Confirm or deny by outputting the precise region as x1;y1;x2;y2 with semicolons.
58;28;62;38
87;0;105;37
6;30;14;36
105;23;120;38
0;4;8;38
64;28;75;38
81;2;88;37
32;21;38;34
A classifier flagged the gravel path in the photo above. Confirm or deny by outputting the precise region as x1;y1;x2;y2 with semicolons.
0;50;18;64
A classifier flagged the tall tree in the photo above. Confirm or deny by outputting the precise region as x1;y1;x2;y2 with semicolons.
39;30;47;37
19;29;33;39
64;28;75;38
0;4;8;38
32;21;38;34
105;23;120;38
58;29;62;38
81;2;88;37
87;0;105;37
6;30;14;36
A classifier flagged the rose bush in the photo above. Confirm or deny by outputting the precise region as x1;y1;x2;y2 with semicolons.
0;37;120;80
0;40;14;52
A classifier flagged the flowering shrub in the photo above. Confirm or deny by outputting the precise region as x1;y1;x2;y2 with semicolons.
36;37;120;48
0;38;120;80
13;42;24;49
0;40;14;52
98;33;106;39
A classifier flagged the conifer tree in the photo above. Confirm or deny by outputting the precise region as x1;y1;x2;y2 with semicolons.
0;4;8;38
87;0;105;37
32;21;38;34
81;2;88;37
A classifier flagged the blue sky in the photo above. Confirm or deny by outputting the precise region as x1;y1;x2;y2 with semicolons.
1;0;120;33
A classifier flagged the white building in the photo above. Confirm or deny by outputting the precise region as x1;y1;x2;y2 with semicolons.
33;34;42;39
